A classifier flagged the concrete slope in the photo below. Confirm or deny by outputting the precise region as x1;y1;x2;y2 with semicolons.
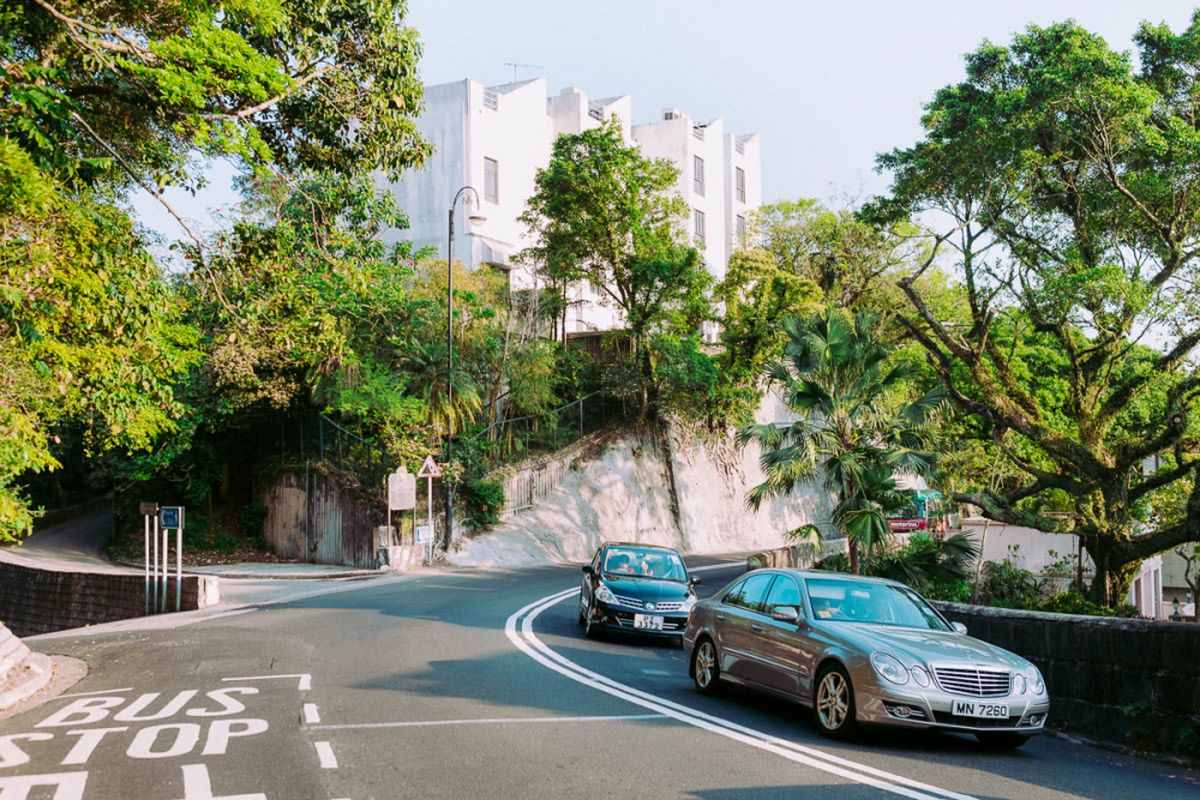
449;393;835;567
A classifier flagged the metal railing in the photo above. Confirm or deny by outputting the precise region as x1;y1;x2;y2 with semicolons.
483;89;499;110
464;391;620;475
588;101;604;121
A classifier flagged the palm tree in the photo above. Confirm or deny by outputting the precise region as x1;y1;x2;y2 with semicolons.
399;340;483;438
740;308;944;573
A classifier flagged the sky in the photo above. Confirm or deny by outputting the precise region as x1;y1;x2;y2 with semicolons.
133;0;1198;244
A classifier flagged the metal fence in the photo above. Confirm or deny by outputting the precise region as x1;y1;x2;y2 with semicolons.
463;391;621;475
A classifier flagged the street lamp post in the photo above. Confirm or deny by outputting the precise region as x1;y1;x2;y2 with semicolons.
445;186;486;551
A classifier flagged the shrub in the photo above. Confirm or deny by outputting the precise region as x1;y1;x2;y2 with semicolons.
462;479;505;529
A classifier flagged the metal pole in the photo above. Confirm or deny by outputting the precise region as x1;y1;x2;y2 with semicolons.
143;514;150;615
161;525;169;612
446;205;454;552
426;475;434;564
175;526;182;612
152;514;160;614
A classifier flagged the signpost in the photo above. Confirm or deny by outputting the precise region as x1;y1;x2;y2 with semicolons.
384;469;416;558
416;456;442;563
158;506;184;612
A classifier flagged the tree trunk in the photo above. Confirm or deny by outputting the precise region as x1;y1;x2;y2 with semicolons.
849;539;860;575
1084;535;1137;608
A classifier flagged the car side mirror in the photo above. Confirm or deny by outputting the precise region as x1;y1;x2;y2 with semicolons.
689;576;702;587
951;621;967;635
771;606;801;624
582;565;595;575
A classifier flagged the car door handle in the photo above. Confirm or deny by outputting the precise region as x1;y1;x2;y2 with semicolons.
751;623;764;633
716;614;725;622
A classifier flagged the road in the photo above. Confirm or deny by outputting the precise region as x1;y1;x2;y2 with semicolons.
0;558;1194;799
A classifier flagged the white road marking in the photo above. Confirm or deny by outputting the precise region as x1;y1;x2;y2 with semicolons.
179;763;267;800
303;703;321;724
314;741;338;769
310;713;664;731
689;562;745;573
508;588;979;800
50;688;133;700
222;674;312;691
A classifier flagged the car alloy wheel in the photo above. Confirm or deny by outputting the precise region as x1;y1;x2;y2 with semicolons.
578;592;587;625
692;639;721;694
814;664;856;737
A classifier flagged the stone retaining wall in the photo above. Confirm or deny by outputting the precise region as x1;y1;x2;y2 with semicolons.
931;601;1200;758
0;561;219;638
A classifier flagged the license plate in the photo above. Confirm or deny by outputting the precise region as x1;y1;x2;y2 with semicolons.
952;700;1009;718
633;614;664;630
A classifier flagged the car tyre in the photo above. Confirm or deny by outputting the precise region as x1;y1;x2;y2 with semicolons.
577;591;587;625
583;599;600;639
975;732;1028;750
691;638;722;694
813;663;857;738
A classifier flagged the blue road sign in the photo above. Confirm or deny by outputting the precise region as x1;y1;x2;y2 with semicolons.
159;506;183;529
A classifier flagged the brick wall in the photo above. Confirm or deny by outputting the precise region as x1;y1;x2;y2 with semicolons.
931;601;1200;757
0;562;218;638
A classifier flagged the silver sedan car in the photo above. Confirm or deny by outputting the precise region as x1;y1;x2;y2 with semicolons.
683;569;1050;748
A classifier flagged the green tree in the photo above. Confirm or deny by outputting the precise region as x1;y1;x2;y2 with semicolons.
741;308;944;573
2;0;430;539
756;199;923;313
520;117;710;415
870;17;1200;604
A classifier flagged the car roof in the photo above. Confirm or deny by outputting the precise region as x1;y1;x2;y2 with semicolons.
756;568;904;588
601;542;682;553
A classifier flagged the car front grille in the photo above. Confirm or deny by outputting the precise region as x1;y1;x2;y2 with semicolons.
933;667;1011;697
610;596;684;612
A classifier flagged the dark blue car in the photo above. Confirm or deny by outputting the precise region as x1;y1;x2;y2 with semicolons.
578;542;700;639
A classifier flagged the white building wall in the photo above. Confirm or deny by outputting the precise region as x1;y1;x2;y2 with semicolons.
382;78;760;335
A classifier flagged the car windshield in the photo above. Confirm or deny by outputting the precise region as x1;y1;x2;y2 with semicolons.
804;579;950;631
602;548;687;581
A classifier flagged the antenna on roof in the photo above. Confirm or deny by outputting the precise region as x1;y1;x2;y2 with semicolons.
504;62;543;82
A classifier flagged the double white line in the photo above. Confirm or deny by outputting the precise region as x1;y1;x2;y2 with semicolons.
506;587;979;800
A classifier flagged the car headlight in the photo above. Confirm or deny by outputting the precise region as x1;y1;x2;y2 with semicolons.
871;653;909;685
1028;667;1045;696
910;665;931;687
680;595;697;613
1012;674;1028;695
595;584;616;604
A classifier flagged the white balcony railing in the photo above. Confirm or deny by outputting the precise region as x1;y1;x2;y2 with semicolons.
483;89;499;110
587;101;603;121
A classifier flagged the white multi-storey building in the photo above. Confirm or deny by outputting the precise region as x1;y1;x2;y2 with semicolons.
380;77;762;335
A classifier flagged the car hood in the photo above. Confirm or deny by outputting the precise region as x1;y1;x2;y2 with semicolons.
825;623;1030;671
599;576;691;603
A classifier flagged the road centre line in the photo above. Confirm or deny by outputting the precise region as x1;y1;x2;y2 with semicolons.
310;713;665;731
315;741;338;769
222;674;312;691
508;588;978;800
303;704;321;724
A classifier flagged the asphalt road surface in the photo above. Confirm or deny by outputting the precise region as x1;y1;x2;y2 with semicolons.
1;558;1195;799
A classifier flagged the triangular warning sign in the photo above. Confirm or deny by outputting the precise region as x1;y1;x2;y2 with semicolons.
416;455;442;478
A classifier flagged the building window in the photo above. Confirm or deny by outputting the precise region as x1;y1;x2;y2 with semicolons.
736;167;746;203
693;155;705;196
736;214;746;246
484;157;499;204
693;209;705;248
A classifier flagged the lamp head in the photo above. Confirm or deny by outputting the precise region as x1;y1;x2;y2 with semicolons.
468;212;487;226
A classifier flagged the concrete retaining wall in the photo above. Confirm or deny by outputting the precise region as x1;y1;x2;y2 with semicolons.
931;601;1200;757
0;561;219;638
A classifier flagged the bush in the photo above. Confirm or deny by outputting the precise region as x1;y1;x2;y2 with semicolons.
462;479;505;529
978;558;1041;608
